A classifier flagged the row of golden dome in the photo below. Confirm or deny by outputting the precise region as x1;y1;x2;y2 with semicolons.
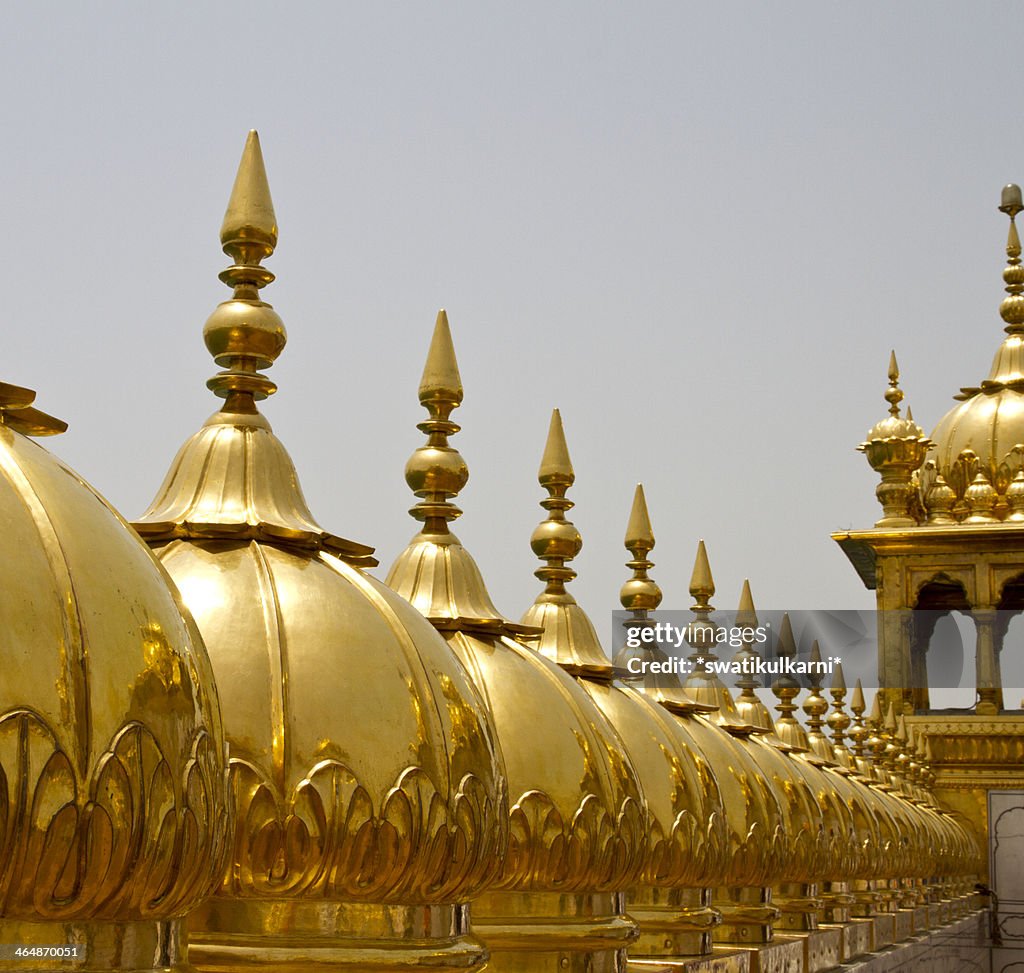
168;125;979;968
861;184;1024;527
0;131;979;973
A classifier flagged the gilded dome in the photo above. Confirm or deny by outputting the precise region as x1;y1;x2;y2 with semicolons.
519;417;727;893
133;133;505;971
516;425;729;960
0;382;228;923
387;313;646;898
927;192;1024;509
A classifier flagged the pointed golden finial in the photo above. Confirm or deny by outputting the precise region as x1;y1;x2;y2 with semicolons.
826;662;852;757
203;131;287;408
689;539;715;607
619;485;661;616
771;613;809;751
851;679;864;713
524;410;613;675
624;482;654;550
885;350;903;417
1000;184;1024;330
802;640;834;761
732;579;774;731
404;310;469;533
736;579;756;626
848;679;869;759
539;409;574;484
884;700;898;734
683;539;716;656
530;409;581;596
220;130;278;264
419;309;464;405
868;691;882;726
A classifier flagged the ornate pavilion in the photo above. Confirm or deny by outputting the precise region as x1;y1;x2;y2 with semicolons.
0;131;1016;973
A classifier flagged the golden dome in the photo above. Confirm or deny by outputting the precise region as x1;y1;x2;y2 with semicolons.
134;133;506;973
927;187;1024;510
0;381;228;965
613;525;789;946
519;419;728;960
387;313;646;973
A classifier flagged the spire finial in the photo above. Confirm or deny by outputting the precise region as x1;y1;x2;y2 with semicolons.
689;539;715;609
619;485;661;616
770;613;809;751
404;310;469;533
731;579;774;731
524;411;614;676
885;350;903;418
802;640;832;761
999;184;1024;330
203;131;287;408
530;409;581;596
220;130;278;264
826;662;852;757
539;408;574;484
419;309;464;405
848;678;868;758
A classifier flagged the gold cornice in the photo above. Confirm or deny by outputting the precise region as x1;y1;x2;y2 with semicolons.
834;523;1024;589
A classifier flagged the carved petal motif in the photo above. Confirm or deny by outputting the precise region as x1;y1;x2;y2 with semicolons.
0;711;229;920
227;760;505;902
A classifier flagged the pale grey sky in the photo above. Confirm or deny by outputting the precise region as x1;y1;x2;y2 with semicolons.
1;3;1020;634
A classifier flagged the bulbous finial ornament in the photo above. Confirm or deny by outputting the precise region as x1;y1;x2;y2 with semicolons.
619;484;662;614
204;131;287;404
884;350;903;417
999;183;1024;330
530;409;582;594
404;310;469;531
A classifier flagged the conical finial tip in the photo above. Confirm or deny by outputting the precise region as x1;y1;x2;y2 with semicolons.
625;483;654;549
888;350;899;384
735;578;757;625
689;539;715;599
539;408;574;482
220;130;278;260
419;309;464;404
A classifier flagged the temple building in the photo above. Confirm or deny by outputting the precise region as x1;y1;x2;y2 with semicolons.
1;130;1015;973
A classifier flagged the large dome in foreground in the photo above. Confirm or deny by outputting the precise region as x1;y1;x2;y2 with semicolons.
133;132;506;973
0;381;229;928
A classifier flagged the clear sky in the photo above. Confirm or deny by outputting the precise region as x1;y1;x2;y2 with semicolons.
2;3;1021;637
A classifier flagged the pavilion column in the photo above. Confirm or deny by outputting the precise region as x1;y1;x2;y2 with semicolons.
973;608;1001;715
